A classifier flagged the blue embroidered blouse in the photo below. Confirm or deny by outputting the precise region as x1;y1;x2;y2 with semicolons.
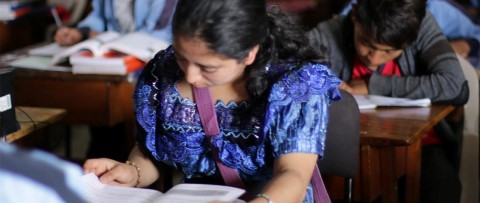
134;47;341;199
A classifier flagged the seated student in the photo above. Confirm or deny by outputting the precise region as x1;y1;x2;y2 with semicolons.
52;0;179;162
308;0;469;202
341;0;480;67
54;0;177;46
0;143;86;203
82;0;342;202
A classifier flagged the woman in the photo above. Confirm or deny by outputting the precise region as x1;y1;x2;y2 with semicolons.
84;0;341;202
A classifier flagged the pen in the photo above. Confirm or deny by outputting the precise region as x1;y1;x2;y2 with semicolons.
51;7;62;27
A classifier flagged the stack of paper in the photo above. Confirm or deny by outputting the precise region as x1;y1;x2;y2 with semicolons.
0;0;34;21
70;50;145;75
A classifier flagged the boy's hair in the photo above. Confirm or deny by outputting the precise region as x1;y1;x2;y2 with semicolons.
355;0;427;49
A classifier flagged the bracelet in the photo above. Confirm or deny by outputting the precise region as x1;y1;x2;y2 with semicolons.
256;193;273;203
126;161;141;187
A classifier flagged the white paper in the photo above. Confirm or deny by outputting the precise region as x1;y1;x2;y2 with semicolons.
81;173;245;203
51;32;120;64
98;32;169;62
28;43;69;56
8;56;71;72
50;31;169;64
353;95;431;109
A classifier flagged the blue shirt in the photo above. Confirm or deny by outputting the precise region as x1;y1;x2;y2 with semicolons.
77;0;176;42
133;47;341;202
0;143;86;203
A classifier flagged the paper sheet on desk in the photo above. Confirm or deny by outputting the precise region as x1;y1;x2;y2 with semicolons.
8;56;70;72
354;95;431;110
28;43;69;56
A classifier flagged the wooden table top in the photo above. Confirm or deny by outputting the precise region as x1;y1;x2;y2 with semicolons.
6;106;66;143
359;105;455;146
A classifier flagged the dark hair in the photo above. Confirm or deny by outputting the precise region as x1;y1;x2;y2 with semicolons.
355;0;426;49
172;0;323;100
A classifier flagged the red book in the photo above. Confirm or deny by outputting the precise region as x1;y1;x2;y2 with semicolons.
70;50;146;75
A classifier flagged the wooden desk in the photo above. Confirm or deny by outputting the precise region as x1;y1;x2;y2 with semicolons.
6;106;66;143
11;68;135;127
358;105;455;203
0;47;136;158
0;45;135;127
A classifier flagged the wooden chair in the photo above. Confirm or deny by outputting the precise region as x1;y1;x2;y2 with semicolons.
318;90;360;203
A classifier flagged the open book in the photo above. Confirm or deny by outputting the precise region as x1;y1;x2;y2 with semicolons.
82;173;245;203
353;95;431;110
46;31;170;64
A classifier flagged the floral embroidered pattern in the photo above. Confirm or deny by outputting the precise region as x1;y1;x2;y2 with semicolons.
133;47;341;179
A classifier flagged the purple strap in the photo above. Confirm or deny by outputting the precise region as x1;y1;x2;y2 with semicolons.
312;166;331;202
193;87;246;190
193;86;330;202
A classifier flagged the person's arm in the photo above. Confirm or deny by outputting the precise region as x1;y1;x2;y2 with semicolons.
249;153;318;203
54;0;105;45
368;12;469;105
255;63;341;202
83;144;159;188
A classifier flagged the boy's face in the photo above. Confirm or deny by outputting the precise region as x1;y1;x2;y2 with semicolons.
353;22;403;69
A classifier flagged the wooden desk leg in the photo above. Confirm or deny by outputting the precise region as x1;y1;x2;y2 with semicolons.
405;139;421;203
380;147;398;203
360;145;382;203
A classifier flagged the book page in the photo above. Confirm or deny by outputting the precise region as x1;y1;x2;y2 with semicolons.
99;32;170;62
158;183;246;203
368;95;431;107
51;32;120;64
353;94;431;109
82;173;245;203
353;95;377;110
82;173;164;203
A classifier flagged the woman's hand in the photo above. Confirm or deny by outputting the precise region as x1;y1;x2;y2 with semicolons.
54;27;82;46
83;158;139;187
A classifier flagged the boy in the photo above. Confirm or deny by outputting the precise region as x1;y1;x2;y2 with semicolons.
309;0;469;202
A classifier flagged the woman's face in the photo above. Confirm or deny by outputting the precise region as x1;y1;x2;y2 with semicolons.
173;36;256;88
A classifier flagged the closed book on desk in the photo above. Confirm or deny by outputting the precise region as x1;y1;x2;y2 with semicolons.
70;50;145;75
